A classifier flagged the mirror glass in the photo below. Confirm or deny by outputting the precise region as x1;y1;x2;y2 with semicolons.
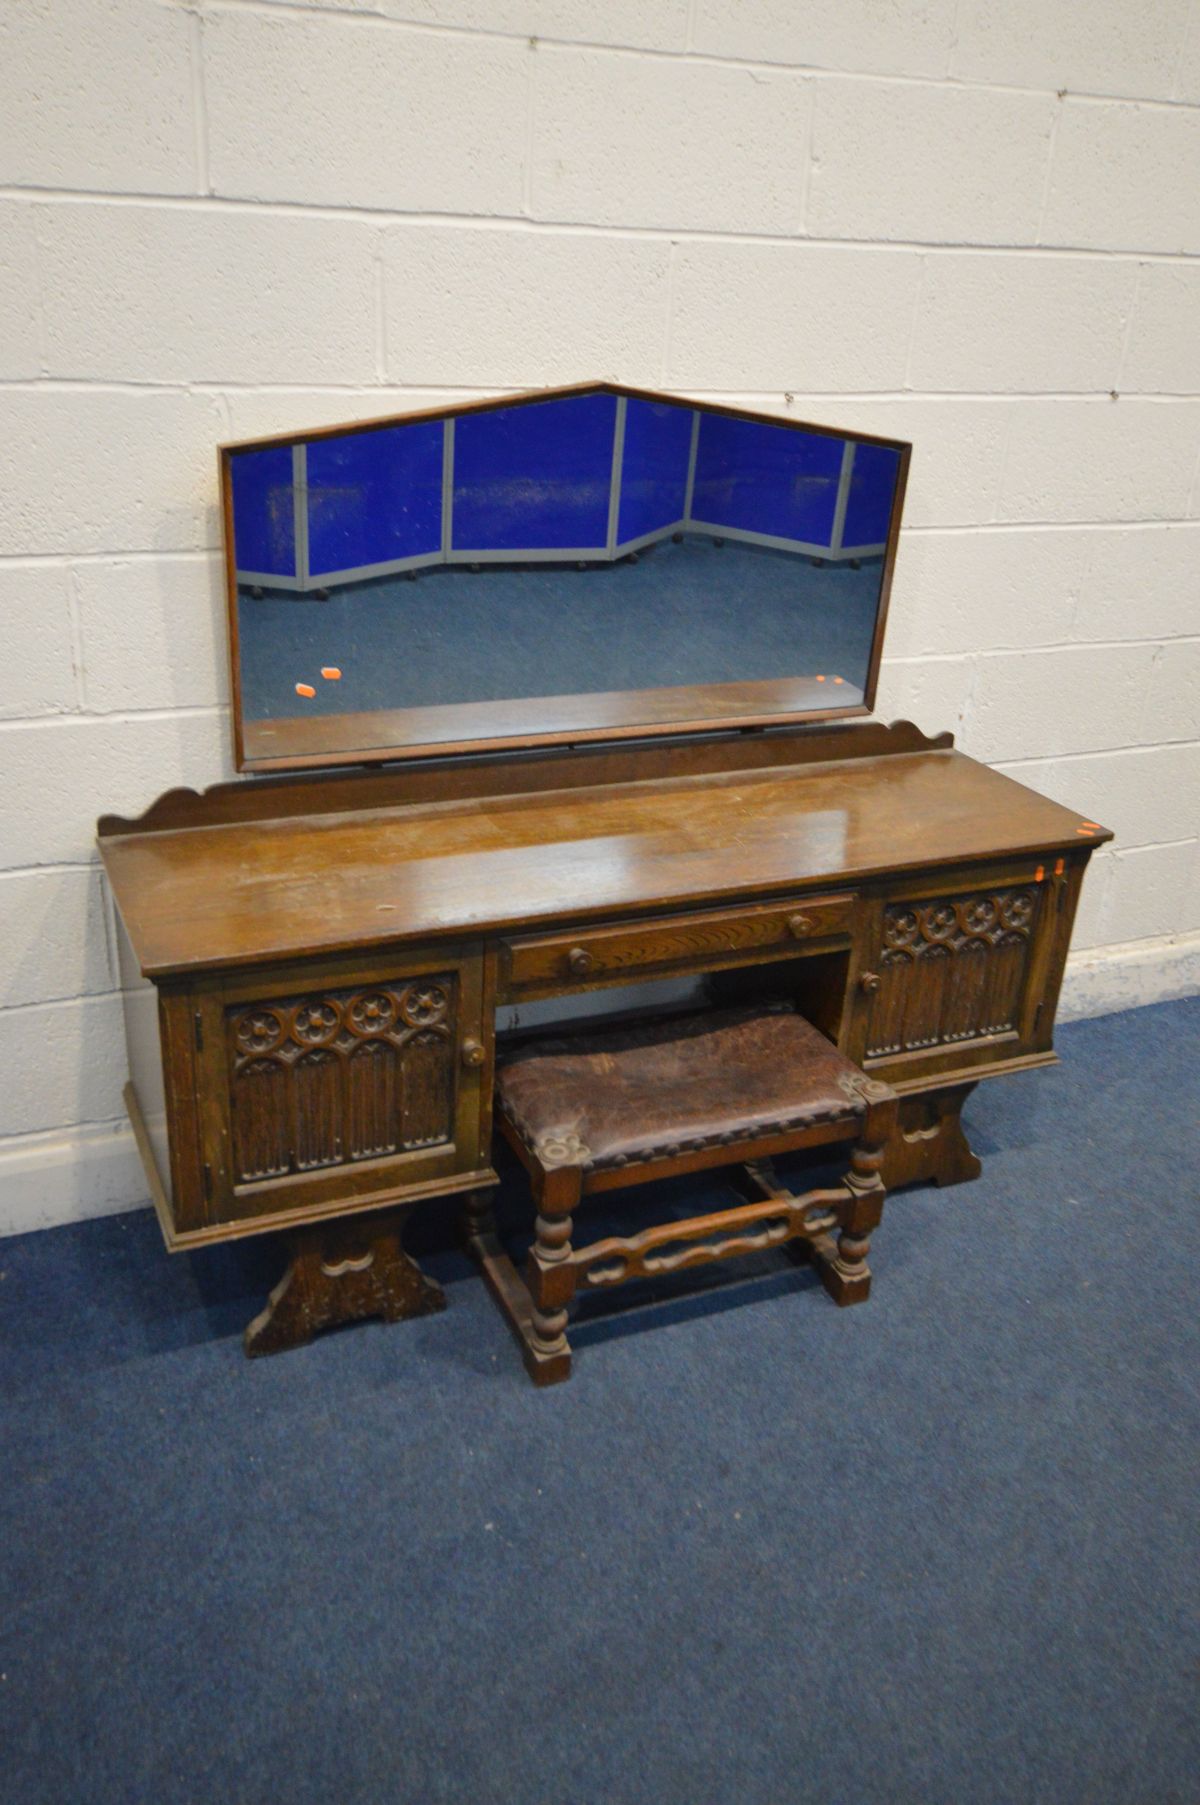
225;386;907;769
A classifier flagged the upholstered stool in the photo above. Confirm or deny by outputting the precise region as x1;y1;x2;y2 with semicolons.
465;1002;898;1385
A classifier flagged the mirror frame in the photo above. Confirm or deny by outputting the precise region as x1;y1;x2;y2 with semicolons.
219;382;911;774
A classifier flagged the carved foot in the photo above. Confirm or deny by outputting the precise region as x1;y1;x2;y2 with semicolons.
817;1230;873;1306
815;1164;882;1308
244;1207;446;1358
879;1082;982;1191
523;1303;573;1387
521;1251;575;1386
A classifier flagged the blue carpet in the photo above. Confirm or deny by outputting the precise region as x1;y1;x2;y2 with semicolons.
1;998;1197;1804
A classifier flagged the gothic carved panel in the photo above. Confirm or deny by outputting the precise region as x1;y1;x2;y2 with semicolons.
865;888;1039;1060
227;978;458;1185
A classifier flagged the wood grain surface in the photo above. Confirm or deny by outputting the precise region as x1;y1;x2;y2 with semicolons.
100;744;1110;978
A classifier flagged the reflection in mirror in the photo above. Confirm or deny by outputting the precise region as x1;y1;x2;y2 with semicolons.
225;386;907;769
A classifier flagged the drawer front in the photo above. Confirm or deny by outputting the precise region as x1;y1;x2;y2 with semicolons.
501;893;855;999
191;945;491;1231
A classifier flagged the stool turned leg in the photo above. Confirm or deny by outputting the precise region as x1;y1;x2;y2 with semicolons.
821;1086;896;1308
524;1165;582;1385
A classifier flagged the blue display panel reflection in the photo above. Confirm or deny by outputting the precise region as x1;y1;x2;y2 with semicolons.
230;445;296;582
307;421;442;579
691;413;844;548
452;392;616;553
616;397;694;547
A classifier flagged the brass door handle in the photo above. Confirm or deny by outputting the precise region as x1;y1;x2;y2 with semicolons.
787;912;814;938
859;971;881;995
461;1038;486;1068
567;947;594;976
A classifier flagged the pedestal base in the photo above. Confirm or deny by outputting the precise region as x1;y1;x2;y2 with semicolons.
243;1205;446;1357
879;1082;982;1191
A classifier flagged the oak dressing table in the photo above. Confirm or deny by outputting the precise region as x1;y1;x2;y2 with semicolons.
96;384;1110;1354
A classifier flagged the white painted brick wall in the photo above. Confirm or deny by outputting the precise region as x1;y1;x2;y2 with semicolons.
0;0;1197;1228
692;0;958;81
1072;524;1200;640
1181;18;1200;103
0;390;226;555
0;205;42;381
74;557;227;714
809;81;1058;243
907;256;1136;393
668;244;922;391
996;398;1200;521
38;205;381;385
1;995;128;1139
204;10;528;213
1122;265;1200;392
0;868;114;1009
0;566;77;718
0;0;198;193
950;0;1193;99
381;227;673;386
530;52;810;234
1041;103;1200;254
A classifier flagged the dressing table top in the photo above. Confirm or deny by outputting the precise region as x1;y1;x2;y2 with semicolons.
99;728;1108;980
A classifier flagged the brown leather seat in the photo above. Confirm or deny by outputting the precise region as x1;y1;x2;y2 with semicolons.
496;1002;882;1173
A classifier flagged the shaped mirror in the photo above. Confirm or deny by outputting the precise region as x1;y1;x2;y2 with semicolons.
222;384;909;771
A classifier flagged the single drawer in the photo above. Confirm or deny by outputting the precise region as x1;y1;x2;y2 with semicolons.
501;893;855;999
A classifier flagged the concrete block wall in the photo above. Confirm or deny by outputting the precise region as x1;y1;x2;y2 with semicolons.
1;0;1197;1233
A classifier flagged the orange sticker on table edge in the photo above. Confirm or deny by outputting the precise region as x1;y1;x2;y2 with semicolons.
1035;865;1044;883
295;682;315;698
1054;859;1064;876
321;666;342;681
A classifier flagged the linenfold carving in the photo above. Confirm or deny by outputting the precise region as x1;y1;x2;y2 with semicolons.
227;978;457;1183
865;888;1040;1058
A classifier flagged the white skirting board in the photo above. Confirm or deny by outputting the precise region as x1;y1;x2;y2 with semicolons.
0;1120;148;1240
1054;932;1200;1023
2;933;1197;1242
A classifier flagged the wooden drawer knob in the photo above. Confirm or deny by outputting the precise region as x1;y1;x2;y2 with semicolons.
567;947;594;976
460;1037;486;1068
858;971;881;995
788;912;814;938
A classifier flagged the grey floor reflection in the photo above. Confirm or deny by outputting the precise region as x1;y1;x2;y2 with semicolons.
238;536;883;725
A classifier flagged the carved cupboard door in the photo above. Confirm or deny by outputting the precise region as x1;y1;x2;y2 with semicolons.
848;865;1073;1083
187;942;492;1233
